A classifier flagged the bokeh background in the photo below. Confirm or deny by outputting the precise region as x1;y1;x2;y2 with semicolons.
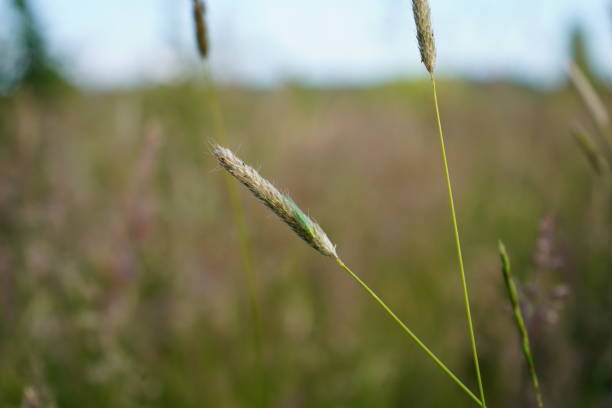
1;0;612;407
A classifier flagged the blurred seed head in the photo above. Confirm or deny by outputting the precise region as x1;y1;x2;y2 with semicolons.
411;0;436;74
212;144;337;257
533;215;564;271
21;386;55;408
568;62;610;132
22;387;43;408
571;123;611;177
192;0;209;59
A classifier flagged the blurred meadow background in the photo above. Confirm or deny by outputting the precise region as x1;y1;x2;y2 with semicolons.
1;0;612;407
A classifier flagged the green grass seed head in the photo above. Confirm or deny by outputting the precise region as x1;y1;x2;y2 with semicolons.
498;241;516;303
212;144;337;257
498;241;544;408
412;0;436;74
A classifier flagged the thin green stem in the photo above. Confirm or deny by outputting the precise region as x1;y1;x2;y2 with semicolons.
202;65;267;406
334;257;483;407
430;76;486;407
499;242;544;408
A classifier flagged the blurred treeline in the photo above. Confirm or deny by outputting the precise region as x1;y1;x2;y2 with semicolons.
0;0;67;95
1;1;612;407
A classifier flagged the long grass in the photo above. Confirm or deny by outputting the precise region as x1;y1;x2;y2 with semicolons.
191;1;267;405
410;0;486;405
498;242;544;408
202;66;266;403
334;258;482;406
431;76;486;407
571;124;611;181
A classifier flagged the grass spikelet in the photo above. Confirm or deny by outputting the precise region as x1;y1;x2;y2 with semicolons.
568;62;610;141
212;144;337;257
498;241;544;408
412;0;436;74
571;123;611;178
192;0;208;59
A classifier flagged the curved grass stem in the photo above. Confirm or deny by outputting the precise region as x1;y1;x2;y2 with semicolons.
430;76;486;407
334;257;483;407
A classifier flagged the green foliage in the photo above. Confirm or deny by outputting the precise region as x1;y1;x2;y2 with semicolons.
3;0;68;94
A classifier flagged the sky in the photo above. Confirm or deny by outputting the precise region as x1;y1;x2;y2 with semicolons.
2;0;612;88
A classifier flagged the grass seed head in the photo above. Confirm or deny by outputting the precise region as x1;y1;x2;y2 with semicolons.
571;123;611;177
212;144;337;257
412;0;436;74
568;62;610;131
192;0;208;59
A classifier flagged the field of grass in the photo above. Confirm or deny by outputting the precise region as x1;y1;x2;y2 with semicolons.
0;78;611;407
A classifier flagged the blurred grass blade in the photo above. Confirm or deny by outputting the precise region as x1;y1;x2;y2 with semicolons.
192;0;209;59
568;62;611;144
192;7;266;404
571;123;611;182
498;241;544;408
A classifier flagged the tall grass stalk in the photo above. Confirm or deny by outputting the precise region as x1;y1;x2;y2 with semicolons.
191;1;266;405
203;63;265;371
204;65;268;408
431;77;486;406
498;242;544;408
411;0;486;405
334;259;482;406
212;144;484;407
